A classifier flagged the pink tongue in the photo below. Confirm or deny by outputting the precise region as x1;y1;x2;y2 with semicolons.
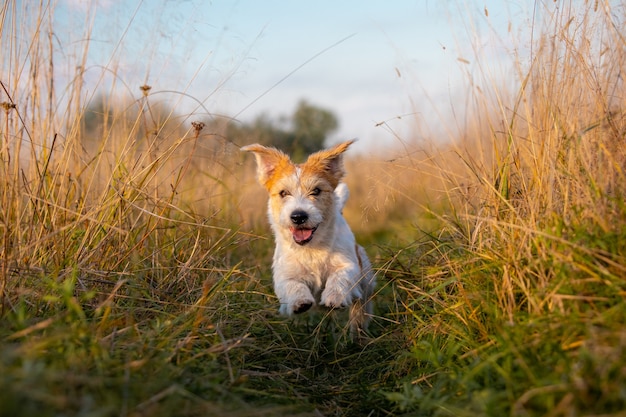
291;228;313;243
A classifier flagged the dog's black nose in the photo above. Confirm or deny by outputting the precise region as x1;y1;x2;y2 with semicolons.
290;210;308;225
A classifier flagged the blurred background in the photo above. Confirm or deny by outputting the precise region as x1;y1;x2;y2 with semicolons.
47;0;533;153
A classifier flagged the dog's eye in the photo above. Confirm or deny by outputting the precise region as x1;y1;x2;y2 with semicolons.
310;187;321;196
279;190;290;198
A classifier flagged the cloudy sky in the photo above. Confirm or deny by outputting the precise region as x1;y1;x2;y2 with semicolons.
52;0;541;152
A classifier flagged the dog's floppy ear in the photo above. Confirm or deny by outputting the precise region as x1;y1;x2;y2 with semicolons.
304;139;356;187
241;144;293;190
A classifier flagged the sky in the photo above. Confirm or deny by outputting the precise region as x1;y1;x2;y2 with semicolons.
51;0;541;153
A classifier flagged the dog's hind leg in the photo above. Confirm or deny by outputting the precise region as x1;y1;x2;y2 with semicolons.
349;247;375;339
348;298;365;338
348;287;373;340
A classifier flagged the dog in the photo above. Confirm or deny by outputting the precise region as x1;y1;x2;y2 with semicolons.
242;139;375;337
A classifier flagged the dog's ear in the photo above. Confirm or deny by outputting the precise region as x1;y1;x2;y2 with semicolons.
241;144;293;189
304;139;356;187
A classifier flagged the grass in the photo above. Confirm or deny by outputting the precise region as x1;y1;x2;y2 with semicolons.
1;1;626;416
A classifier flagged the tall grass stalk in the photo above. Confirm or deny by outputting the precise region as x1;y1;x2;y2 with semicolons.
373;2;626;415
1;1;626;416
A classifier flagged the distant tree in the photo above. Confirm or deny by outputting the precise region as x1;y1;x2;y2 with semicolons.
230;100;339;159
291;100;338;158
82;94;113;135
227;113;288;150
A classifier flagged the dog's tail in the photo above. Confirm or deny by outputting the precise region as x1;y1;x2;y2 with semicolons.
335;182;350;210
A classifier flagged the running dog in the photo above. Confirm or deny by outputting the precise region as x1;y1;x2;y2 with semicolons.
242;140;375;337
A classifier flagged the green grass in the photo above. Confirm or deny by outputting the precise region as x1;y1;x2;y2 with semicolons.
378;219;626;415
2;1;626;416
0;239;404;416
3;215;624;416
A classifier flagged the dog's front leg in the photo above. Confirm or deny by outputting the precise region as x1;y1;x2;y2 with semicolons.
320;265;362;309
274;277;315;315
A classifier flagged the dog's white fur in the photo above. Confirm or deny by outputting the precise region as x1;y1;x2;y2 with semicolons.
242;140;375;336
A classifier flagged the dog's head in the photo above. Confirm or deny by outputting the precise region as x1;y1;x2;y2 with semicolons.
242;140;355;246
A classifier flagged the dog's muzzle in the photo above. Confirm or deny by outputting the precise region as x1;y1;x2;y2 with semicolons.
289;210;317;245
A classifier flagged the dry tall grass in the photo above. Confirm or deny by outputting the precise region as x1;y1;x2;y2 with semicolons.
365;4;626;413
349;0;626;314
1;1;626;416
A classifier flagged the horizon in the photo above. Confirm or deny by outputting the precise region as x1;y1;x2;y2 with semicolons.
19;1;549;153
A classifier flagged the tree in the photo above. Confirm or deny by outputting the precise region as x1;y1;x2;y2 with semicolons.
231;100;339;159
291;100;338;158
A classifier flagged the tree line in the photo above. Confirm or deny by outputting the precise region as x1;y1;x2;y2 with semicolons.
81;95;339;159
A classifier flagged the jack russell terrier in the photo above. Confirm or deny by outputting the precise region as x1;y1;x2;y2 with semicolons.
242;140;375;337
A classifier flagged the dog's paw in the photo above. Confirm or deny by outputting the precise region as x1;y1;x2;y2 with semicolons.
320;287;352;310
279;298;314;315
293;299;313;314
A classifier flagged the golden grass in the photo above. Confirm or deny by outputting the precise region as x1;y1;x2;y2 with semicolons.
1;1;626;416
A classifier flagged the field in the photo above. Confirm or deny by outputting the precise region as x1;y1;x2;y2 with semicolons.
1;1;626;416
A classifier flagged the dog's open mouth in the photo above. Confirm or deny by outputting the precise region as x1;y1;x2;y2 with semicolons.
290;226;317;245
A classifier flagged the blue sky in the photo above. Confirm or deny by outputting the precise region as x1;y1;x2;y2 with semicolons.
54;0;538;152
